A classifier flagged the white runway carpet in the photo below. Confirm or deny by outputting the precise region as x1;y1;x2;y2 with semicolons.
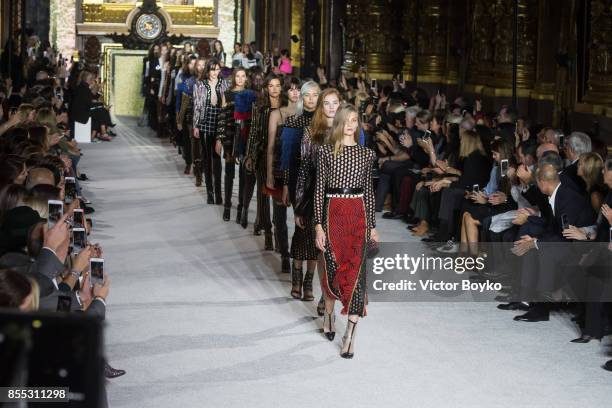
79;118;612;407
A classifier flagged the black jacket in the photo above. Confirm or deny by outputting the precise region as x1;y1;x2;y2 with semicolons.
70;82;94;124
561;160;587;194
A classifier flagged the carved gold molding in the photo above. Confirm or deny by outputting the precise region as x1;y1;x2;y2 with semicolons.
82;3;214;26
464;84;554;101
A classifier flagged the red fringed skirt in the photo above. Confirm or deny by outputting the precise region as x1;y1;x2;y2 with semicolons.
321;195;368;317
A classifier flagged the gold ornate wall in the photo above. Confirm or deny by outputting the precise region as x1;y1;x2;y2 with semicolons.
342;0;397;78
402;0;456;84
77;0;219;38
465;0;540;97
583;0;612;106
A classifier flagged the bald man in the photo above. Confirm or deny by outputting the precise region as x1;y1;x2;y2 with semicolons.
25;168;55;190
536;142;558;159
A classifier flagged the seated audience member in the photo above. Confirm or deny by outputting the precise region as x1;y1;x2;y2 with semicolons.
511;164;596;322
563;131;592;194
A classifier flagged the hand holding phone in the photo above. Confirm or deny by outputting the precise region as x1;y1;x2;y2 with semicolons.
90;258;105;286
561;214;569;231
72;228;87;254
47;200;64;229
500;159;509;177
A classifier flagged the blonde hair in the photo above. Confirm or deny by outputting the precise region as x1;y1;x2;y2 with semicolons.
20;196;50;219
29;278;40;311
330;103;360;157
18;103;35;122
459;130;486;158
36;108;56;128
353;91;369;110
579;152;603;190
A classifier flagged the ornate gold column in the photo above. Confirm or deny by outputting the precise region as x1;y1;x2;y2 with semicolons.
363;0;395;78
583;0;612;105
490;0;537;90
342;0;395;78
467;0;496;86
401;0;456;84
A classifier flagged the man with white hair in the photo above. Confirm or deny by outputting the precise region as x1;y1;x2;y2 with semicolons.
562;131;592;193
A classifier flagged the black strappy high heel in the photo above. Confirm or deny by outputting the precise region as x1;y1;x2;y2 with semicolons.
323;311;335;341
317;296;325;316
340;320;357;359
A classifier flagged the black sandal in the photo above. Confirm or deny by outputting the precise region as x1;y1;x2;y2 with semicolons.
290;265;303;299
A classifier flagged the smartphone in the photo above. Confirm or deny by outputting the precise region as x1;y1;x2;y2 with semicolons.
73;208;85;229
500;159;509;177
56;295;72;312
361;112;367;124
423;130;432;141
559;134;565;148
47;200;64;229
472;184;480;193
90;258;104;286
72;228;87;254
609;227;612;243
371;78;377;89
64;176;77;203
399;72;404;83
561;214;569;230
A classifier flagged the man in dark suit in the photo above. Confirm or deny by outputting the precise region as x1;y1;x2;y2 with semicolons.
511;164;595;321
561;131;591;194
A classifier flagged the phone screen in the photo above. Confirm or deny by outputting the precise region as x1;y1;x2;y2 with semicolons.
609;227;611;243
57;295;72;312
72;228;87;254
472;184;480;193
90;258;104;286
501;159;509;177
47;200;63;229
423;130;432;141
371;79;377;89
64;177;77;203
561;214;569;230
73;209;85;229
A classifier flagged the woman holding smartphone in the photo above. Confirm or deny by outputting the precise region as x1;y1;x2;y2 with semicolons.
314;103;378;359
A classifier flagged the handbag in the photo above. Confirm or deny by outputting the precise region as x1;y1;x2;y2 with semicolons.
294;167;316;217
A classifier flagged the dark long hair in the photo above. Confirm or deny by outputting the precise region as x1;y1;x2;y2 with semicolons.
259;73;282;107
0;268;32;308
204;58;220;81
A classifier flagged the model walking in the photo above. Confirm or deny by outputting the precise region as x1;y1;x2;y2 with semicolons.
266;76;301;272
314;103;378;359
244;74;283;250
292;88;341;303
193;58;225;204
216;67;257;221
279;81;321;304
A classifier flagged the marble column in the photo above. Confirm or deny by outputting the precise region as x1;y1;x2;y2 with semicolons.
51;0;76;58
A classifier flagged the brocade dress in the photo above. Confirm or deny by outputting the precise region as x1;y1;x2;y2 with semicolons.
313;143;376;317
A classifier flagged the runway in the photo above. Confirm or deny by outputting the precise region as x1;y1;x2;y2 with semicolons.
79;118;612;407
